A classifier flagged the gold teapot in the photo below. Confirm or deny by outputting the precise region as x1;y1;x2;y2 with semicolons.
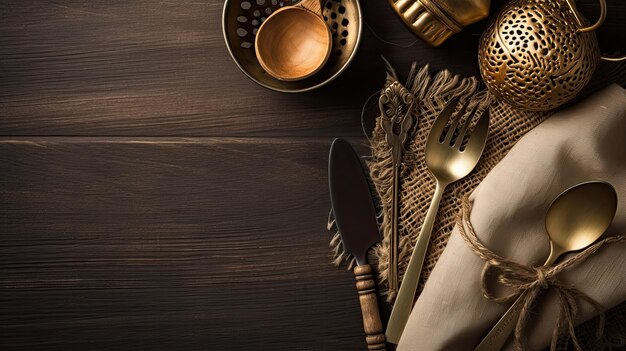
479;0;622;111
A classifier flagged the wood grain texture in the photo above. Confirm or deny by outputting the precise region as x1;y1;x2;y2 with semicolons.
0;137;376;350
5;0;622;137
1;0;625;350
354;265;386;351
0;0;374;137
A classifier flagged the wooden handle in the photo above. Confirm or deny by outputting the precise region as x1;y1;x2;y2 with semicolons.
354;264;387;351
298;0;322;15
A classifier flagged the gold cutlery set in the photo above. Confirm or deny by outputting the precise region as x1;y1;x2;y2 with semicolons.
386;96;490;344
334;96;619;348
325;0;623;347
221;0;624;349
330;82;621;350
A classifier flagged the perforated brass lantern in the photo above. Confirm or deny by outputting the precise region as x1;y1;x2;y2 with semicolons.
478;0;607;111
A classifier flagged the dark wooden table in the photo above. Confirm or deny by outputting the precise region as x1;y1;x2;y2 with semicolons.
1;1;624;350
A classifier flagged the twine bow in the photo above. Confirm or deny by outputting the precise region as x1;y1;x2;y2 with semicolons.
457;197;625;351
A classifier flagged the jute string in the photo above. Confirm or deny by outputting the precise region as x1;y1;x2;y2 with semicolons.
457;196;625;351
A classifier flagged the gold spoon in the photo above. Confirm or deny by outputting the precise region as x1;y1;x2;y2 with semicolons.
255;0;332;81
475;181;618;351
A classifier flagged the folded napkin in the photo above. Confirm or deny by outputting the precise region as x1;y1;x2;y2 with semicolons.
397;84;626;351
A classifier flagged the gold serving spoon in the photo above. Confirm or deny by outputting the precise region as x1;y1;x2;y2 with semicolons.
475;181;618;351
255;0;332;81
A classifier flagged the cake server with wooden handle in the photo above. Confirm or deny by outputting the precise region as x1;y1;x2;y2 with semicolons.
329;138;387;351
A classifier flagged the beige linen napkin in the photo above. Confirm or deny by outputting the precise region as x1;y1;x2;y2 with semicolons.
397;84;626;351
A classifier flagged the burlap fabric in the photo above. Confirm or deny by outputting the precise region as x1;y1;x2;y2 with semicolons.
328;60;626;350
329;64;550;296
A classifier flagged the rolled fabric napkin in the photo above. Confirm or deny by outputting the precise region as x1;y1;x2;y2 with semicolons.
397;84;626;351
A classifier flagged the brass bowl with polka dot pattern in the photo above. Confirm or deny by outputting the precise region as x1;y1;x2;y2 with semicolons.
223;0;362;93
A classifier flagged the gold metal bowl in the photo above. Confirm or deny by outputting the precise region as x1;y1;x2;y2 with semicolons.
223;0;362;93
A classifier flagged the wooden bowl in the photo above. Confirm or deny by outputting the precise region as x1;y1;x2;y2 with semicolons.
222;0;362;93
255;7;332;81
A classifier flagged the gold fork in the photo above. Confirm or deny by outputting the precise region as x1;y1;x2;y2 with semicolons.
386;96;490;344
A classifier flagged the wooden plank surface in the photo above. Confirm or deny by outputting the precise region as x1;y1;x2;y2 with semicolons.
0;137;376;350
3;1;623;137
1;0;625;350
0;0;486;136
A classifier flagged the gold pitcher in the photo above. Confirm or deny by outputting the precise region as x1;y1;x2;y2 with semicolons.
479;0;623;111
388;0;491;46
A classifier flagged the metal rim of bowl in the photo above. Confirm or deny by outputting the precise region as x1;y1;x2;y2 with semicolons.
222;0;363;93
